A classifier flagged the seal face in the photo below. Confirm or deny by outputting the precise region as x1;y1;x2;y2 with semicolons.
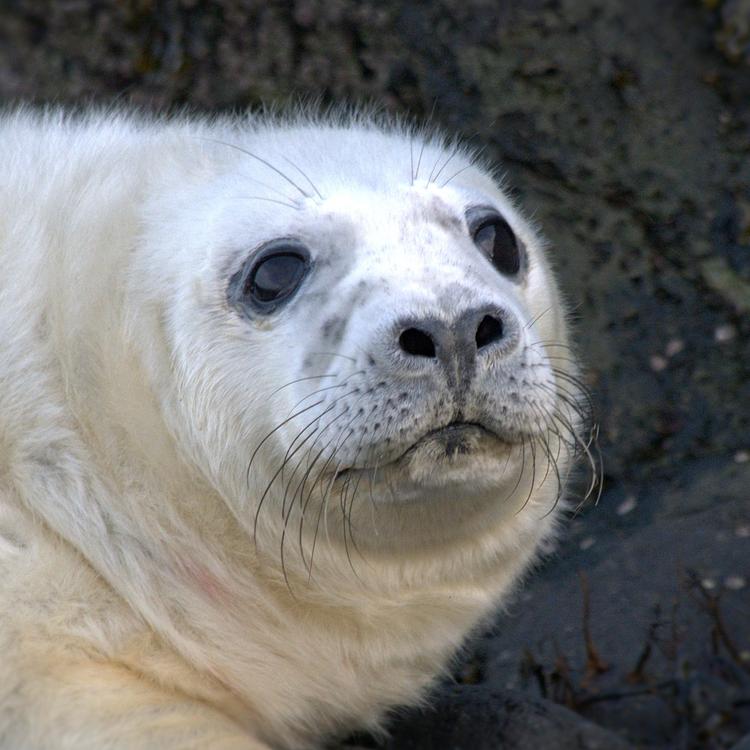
0;110;591;750
198;154;575;556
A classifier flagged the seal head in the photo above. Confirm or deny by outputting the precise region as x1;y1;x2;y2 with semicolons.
136;122;578;563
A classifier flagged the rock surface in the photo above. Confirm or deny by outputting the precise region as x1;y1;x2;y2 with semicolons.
1;0;748;748
357;688;634;750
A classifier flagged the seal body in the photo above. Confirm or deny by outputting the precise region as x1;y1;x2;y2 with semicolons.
0;109;582;749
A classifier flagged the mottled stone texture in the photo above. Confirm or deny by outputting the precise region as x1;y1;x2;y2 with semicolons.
2;1;749;748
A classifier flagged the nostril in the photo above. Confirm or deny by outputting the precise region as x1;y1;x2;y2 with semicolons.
475;315;503;350
399;327;437;358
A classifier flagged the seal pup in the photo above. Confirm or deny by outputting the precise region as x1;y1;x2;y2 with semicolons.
0;108;593;749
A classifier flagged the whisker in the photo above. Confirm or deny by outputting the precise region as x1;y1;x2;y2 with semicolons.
298;389;369;470
281;155;324;200
414;137;427;183
537;380;588;426
346;469;368;560
268;374;337;398
338;469;366;584
528;405;553;488
532;340;577;352
549;367;595;417
341;424;373;570
439;164;471;188
246;398;326;488
288;371;365;413
303;412;362;577
440;145;487;188
252;382;361;544
429;141;460;186
279;404;362;587
297;394;371;572
236;195;300;210
526;305;554;330
201;137;311;199
505;438;526;510
252;405;335;543
539;354;580;366
534;416;565;519
306;457;344;582
307;351;358;364
518;435;538;513
366;448;382;538
409;136;415;186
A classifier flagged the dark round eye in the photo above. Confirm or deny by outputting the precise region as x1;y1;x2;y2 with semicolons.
249;252;308;303
470;213;521;277
229;241;311;315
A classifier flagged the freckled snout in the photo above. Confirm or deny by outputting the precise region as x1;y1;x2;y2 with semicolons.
393;305;521;391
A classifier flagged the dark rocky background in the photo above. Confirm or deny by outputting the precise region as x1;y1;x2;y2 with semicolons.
2;1;748;747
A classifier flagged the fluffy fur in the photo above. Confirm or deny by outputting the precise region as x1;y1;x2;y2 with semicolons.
0;108;583;749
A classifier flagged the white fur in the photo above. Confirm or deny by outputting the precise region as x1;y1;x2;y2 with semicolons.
0;108;577;749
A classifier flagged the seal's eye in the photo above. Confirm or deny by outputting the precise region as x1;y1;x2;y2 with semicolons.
229;241;311;315
467;209;522;277
249;252;308;303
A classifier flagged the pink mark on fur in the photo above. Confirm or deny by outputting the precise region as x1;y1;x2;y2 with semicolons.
177;557;232;605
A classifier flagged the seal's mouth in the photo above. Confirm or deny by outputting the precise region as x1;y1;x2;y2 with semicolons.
334;421;512;481
406;421;501;457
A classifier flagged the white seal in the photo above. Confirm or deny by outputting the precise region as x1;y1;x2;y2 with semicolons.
0;109;590;749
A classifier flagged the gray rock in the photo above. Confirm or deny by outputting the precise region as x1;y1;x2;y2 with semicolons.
716;0;750;65
373;688;633;750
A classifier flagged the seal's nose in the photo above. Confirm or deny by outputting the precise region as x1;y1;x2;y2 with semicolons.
396;306;518;387
398;313;504;359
